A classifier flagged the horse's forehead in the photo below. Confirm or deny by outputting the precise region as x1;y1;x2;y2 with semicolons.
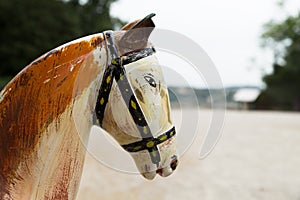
124;55;162;75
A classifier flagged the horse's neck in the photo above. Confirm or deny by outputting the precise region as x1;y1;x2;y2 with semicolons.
0;35;106;199
15;105;87;200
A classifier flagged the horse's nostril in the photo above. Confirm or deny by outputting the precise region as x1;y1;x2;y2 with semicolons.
156;168;163;176
170;158;178;171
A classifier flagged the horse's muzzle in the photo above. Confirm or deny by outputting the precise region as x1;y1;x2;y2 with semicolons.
142;155;178;180
156;155;178;177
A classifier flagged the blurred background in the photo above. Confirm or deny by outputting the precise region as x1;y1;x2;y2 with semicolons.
1;0;300;111
1;0;300;199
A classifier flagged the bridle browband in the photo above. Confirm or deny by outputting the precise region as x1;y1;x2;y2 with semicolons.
94;31;176;166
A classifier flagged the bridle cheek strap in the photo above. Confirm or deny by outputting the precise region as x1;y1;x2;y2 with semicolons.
94;31;176;166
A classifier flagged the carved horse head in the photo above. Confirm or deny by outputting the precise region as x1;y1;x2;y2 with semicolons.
95;14;178;179
0;14;178;198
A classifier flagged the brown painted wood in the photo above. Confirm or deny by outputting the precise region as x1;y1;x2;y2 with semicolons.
0;15;161;199
0;34;104;199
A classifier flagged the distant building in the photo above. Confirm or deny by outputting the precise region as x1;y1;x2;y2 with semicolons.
233;88;261;110
168;86;261;110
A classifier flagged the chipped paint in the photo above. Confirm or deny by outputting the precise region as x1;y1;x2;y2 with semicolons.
0;33;105;199
0;91;4;103
102;49;177;180
0;89;8;103
0;18;178;198
92;44;106;67
43;78;51;84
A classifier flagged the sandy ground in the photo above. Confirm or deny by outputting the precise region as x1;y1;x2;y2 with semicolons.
77;109;300;200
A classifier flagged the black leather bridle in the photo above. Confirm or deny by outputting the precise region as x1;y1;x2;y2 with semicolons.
94;31;176;166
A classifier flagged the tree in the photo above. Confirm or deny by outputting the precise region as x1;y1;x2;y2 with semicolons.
69;0;125;33
260;11;300;111
0;0;124;89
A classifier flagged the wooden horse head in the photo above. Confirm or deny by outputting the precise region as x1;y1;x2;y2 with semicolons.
0;14;178;199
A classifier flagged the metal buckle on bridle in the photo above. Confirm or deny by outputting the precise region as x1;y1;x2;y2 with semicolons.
94;31;176;166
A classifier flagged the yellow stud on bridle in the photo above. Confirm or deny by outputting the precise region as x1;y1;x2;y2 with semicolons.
94;31;176;166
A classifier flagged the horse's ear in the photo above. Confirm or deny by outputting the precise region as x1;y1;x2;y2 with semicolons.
121;20;139;31
119;13;156;52
121;13;156;31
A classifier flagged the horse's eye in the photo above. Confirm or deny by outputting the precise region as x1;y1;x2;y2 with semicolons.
144;75;157;88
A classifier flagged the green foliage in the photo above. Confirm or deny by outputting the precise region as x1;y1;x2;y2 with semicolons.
260;12;300;111
0;76;13;90
0;0;125;88
68;0;125;33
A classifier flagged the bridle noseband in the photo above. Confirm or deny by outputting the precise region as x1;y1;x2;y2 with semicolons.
94;31;176;166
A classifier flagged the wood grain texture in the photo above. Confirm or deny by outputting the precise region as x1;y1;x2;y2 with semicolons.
0;34;105;199
0;15;174;198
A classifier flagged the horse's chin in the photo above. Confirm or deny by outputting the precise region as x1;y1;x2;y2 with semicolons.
141;171;157;180
141;165;175;180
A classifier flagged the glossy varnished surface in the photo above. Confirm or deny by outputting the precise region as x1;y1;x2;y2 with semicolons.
0;13;179;199
0;34;104;199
